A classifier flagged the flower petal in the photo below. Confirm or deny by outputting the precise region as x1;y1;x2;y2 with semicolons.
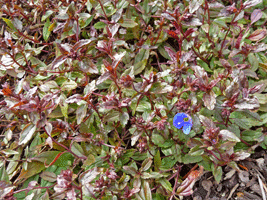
183;123;192;134
173;113;186;129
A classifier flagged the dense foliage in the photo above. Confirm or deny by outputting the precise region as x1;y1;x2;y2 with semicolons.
1;0;267;199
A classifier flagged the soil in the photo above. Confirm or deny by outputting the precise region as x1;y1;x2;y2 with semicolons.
185;147;267;200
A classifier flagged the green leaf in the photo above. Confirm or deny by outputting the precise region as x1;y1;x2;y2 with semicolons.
12;18;22;31
2;18;16;31
94;21;107;29
155;193;166;200
0;166;10;183
59;94;68;118
120;18;138;28
82;154;96;169
53;153;74;167
231;118;252;130
142;0;149;13
61;79;78;91
1;149;19;156
103;110;120;122
219;130;240;142
158;179;172;192
33;151;61;164
152;134;164;146
16;161;45;183
123;166;138;176
213;18;228;28
241;129;263;142
134;59;147;75
197;59;213;72
40;171;57;182
199;160;212;171
158;139;175;148
203;90;216;110
160;157;177;170
227;124;240;138
33;151;73;167
41;10;54;21
43;19;51;41
79;13;93;28
254;93;267;104
212;165;222;184
136;100;151;112
30;57;47;69
189;0;204;13
77;104;88;125
135;49;150;64
132;152;148;161
84;80;97;95
143;180;152;200
140;158;152;172
87;0;93;12
142;172;165;179
6;148;22;179
19;124;37;145
189;146;204;156
120;112;129;127
150;82;173;94
154;150;161;171
182;154;203;164
248;53;259;71
71;142;86;157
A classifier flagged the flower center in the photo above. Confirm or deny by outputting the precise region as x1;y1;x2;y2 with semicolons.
184;117;189;122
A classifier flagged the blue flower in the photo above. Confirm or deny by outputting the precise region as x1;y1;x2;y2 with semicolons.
173;113;193;135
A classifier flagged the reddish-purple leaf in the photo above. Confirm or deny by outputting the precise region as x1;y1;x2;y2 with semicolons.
106;25;112;38
109;24;120;37
65;94;83;103
27;181;38;190
233;151;251;161
164;46;177;62
203;90;216;110
234;97;259;110
73;39;92;51
182;18;202;26
123;166;138;176
165;30;179;40
184;28;197;38
251;9;262;24
96;72;111;85
199;115;216;128
180;51;194;63
189;0;204;13
176;170;201;196
248;29;267;41
208;78;221;89
56;43;71;55
161;13;176;21
235;30;243;49
80;168;99;185
243;0;262;9
219;130;240;142
219;58;231;69
249;83;264;94
102;100;118;109
103;59;112;71
171;21;180;31
79;58;98;74
51;55;67;69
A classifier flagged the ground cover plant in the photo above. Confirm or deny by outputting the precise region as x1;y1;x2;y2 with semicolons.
1;0;267;199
